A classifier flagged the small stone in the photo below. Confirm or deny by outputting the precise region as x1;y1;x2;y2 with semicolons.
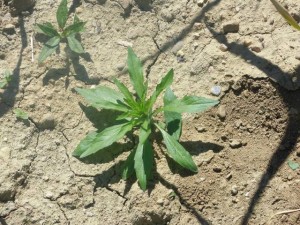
231;185;238;196
211;85;222;96
243;38;253;47
160;9;174;22
86;211;94;217
200;150;215;164
116;63;125;71
38;113;56;130
213;165;222;173
229;139;242;149
222;21;240;33
219;44;228;52
195;126;206;133
217;105;226;119
156;198;164;206
231;82;242;91
226;173;232;180
3;24;15;35
250;43;263;53
116;40;133;47
232;198;238;203
75;7;83;14
196;0;205;7
44;191;54;200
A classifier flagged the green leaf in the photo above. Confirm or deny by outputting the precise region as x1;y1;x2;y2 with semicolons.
113;78;137;109
63;21;86;37
76;86;129;112
147;69;174;109
139;119;151;144
270;0;300;31
73;121;134;158
156;124;198;172
56;0;68;29
122;149;136;180
164;88;182;140
127;47;146;100
163;96;218;113
288;160;299;170
67;35;84;53
73;14;80;24
36;23;59;37
38;36;60;63
13;109;29;120
134;140;154;190
0;70;12;89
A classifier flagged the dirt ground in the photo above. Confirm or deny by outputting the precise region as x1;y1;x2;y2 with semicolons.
0;0;300;224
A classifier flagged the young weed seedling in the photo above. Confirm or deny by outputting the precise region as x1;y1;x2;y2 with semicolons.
36;0;86;63
270;0;300;31
0;70;12;89
73;48;219;190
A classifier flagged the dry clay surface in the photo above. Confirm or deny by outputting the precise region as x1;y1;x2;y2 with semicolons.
0;0;300;224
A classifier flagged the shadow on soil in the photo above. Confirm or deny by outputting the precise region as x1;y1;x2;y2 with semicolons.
0;217;8;225
0;16;26;118
202;11;300;225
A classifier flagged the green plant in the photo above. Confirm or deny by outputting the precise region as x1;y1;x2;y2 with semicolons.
36;0;86;63
13;108;29;120
0;70;12;89
73;48;219;190
270;0;300;31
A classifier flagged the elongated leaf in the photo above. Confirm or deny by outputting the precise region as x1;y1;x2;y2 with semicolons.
38;36;60;63
67;35;84;53
36;23;59;37
73;14;80;24
113;78;137;109
56;0;68;29
127;47;145;99
164;88;182;140
163;96;218;113
156;124;197;172
122;149;136;180
147;69;174;109
73;121;134;158
134;140;154;190
270;0;300;31
139;119;151;144
63;21;86;37
76;86;129;112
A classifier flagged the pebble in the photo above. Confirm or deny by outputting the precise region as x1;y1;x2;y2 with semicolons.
38;113;56;130
250;42;263;53
222;21;240;33
195;126;206;133
231;185;238;196
3;24;15;35
196;0;207;7
156;198;164;206
231;82;242;91
217;105;226;119
160;9;175;22
213;165;222;173
219;44;228;52
226;173;232;180
229;139;242;149
116;40;133;47
211;85;222;96
200;150;215;164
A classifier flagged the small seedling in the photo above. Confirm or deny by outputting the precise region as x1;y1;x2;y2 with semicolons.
73;48;219;190
270;0;300;31
13;108;29;120
0;70;12;89
36;0;86;63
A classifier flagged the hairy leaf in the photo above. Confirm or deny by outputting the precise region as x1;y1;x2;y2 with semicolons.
36;23;59;37
134;140;153;190
270;0;300;31
67;35;84;53
163;96;218;113
122;149;136;180
76;86;129;112
127;47;146;99
63;21;86;37
164;88;182;140
147;69;174;109
156;124;197;172
56;0;68;29
73;121;134;158
38;36;60;63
